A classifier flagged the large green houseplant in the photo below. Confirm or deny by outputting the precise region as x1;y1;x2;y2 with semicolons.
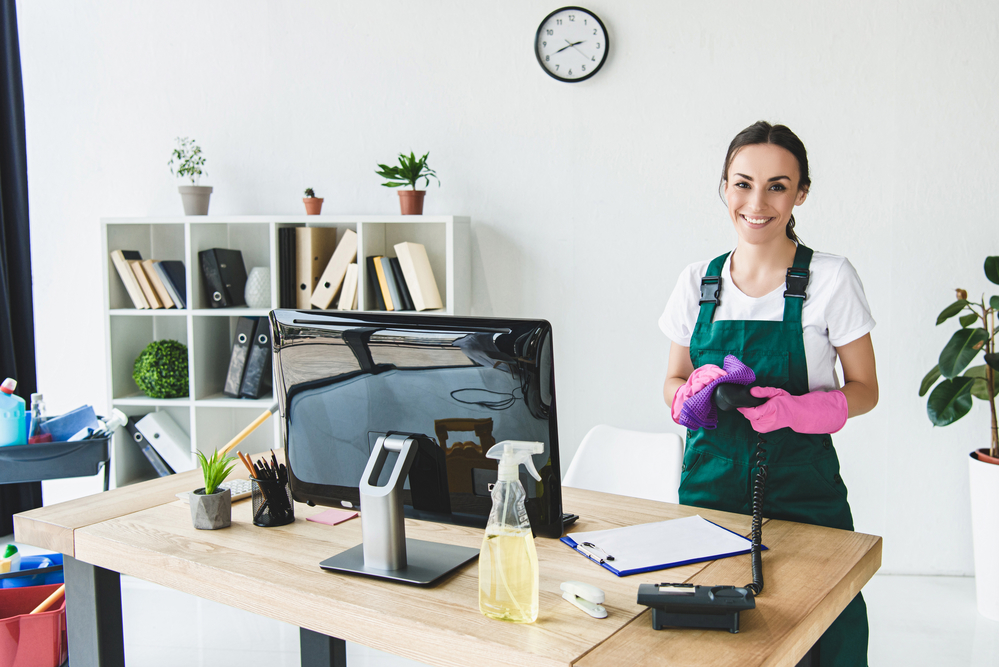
919;255;999;621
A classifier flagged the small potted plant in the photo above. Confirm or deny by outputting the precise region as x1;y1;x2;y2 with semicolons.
375;151;439;215
303;187;323;215
919;255;999;620
190;448;237;530
169;137;212;215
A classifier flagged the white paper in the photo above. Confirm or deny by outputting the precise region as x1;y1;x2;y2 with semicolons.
567;515;754;574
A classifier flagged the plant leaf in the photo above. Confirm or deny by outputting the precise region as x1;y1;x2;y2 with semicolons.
919;364;941;397
964;364;999;401
985;353;999;371
927;377;975;426
936;300;969;325
986;257;999;285
960;313;978;328
991;296;999;311
939;328;988;378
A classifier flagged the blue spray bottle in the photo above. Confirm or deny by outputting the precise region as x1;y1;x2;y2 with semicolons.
0;378;26;447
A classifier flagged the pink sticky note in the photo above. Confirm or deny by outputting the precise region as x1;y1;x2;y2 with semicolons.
307;508;359;526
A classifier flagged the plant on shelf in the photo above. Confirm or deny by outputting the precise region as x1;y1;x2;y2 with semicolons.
375;151;440;215
169;137;212;215
132;339;189;399
190;448;237;530
303;187;323;215
919;255;999;621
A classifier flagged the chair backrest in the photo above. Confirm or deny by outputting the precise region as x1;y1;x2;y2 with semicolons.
562;425;683;504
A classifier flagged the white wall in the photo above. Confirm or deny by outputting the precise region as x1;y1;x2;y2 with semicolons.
15;0;999;576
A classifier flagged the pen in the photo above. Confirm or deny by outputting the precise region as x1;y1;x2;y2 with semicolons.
578;542;615;563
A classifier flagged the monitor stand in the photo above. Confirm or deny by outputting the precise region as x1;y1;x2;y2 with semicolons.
319;433;478;586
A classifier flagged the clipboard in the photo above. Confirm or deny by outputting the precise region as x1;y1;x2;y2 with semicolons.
560;515;767;577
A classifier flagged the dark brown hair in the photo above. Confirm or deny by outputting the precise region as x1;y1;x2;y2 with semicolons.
719;121;810;244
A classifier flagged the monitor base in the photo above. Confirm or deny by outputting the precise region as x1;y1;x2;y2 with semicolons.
320;539;479;586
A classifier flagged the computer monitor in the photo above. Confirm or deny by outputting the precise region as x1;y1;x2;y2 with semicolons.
270;309;564;539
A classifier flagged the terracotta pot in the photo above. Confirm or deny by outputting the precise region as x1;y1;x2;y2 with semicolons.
398;190;425;215
303;197;324;215
974;447;999;465
190;487;231;530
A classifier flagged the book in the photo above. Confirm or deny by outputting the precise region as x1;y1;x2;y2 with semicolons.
295;227;337;309
110;250;149;309
239;317;272;399
336;263;358;310
199;248;248;308
393;242;443;311
365;256;386;310
141;260;175;309
223;317;257;398
279;228;297;308
155;260;187;309
389;256;415;311
125;416;174;477
310;229;358;309
379;257;403;313
130;260;163;309
372;255;395;311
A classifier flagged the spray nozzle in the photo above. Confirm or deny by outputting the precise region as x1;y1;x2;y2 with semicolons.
486;440;543;482
1;379;16;395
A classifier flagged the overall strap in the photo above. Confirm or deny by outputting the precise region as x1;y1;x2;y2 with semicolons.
782;244;813;323
696;252;730;325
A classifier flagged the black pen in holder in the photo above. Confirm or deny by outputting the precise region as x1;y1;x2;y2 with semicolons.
251;477;294;527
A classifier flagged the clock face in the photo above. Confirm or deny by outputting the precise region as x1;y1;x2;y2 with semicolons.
535;7;608;83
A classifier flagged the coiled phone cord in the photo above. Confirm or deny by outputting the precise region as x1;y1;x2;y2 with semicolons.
745;434;768;596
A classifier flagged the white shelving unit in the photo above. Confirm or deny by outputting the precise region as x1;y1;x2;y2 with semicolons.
102;215;470;487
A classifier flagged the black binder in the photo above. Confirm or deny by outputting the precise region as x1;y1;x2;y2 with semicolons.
224;317;257;398
365;255;386;310
199;248;248;308
239;317;273;399
389;256;415;311
279;228;296;309
125;416;174;477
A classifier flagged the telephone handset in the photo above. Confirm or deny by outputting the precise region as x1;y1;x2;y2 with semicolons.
638;384;769;634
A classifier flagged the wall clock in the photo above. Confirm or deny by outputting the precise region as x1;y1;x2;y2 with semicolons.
535;7;609;83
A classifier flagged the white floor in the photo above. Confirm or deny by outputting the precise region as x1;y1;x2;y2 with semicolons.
3;535;997;666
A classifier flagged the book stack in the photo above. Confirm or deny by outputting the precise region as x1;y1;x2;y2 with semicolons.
365;242;443;312
110;250;186;309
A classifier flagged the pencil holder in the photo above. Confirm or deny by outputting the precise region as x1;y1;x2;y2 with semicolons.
251;478;295;527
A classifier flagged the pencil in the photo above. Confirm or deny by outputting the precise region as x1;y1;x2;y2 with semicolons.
30;584;65;614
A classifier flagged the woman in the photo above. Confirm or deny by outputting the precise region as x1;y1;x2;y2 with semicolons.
660;121;878;667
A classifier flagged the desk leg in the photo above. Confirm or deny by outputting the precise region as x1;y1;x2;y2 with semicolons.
300;628;347;667
64;555;125;667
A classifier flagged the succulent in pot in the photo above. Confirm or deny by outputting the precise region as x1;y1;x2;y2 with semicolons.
190;448;237;530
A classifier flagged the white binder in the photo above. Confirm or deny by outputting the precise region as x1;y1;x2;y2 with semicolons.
135;412;194;473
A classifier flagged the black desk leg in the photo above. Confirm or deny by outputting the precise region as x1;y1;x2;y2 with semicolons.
64;555;125;667
300;628;347;667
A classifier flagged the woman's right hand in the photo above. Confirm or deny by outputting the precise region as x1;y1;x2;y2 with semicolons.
671;364;728;423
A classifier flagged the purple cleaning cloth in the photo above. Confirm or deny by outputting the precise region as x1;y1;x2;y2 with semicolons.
679;354;757;430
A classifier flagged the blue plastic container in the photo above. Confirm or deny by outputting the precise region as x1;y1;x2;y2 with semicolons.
0;380;26;448
1;554;64;589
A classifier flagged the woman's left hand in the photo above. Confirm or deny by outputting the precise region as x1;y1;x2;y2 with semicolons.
737;387;849;434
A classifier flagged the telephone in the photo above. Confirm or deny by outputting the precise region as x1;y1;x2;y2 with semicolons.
638;384;768;634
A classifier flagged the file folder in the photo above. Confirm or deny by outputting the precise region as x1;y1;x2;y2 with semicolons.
239;317;272;399
223;317;257;398
561;515;765;577
124;416;174;477
199;248;247;308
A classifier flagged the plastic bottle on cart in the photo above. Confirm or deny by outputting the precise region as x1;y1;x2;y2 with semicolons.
0;379;26;447
478;440;543;623
27;393;52;444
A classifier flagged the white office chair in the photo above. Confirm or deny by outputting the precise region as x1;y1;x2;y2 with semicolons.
562;425;684;503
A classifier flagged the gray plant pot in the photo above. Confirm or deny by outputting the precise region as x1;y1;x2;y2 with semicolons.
190;487;231;530
178;185;213;216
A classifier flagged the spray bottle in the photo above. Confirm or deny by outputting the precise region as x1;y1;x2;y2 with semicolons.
478;440;543;623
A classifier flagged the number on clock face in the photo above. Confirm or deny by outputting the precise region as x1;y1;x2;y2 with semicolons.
535;7;608;83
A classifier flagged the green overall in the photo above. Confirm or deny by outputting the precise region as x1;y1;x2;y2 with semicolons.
678;245;868;667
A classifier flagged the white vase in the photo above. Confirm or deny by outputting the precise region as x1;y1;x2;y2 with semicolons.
969;450;999;620
244;267;270;309
177;185;212;215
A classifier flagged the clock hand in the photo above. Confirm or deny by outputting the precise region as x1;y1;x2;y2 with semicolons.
555;40;577;54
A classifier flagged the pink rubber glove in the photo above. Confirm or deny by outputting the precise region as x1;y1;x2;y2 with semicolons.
737;387;849;434
671;364;729;424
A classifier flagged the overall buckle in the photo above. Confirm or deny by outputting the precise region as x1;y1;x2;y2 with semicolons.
699;276;721;305
784;268;809;299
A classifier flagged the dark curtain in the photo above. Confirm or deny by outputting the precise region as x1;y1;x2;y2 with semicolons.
0;0;41;535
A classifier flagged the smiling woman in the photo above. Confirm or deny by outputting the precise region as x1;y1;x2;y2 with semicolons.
659;121;879;667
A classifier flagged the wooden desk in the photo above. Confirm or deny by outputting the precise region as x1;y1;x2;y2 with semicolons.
14;473;880;667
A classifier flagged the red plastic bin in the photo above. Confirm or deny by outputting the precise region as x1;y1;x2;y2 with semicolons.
0;583;67;667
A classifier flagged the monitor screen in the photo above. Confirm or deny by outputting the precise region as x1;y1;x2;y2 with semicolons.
270;309;563;538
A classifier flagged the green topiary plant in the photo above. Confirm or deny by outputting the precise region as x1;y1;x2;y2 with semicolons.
133;339;189;399
920;256;999;460
168;137;207;184
375;152;440;190
196;448;237;495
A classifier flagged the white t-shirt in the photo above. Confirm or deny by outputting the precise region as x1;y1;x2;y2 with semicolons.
659;250;875;392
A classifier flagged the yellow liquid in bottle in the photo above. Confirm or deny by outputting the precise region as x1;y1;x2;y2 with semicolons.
478;527;539;623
